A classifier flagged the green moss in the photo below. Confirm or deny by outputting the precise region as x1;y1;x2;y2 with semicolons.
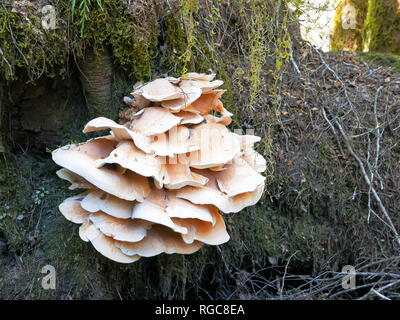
0;4;68;81
357;51;400;73
0;0;160;83
362;0;400;54
162;14;187;76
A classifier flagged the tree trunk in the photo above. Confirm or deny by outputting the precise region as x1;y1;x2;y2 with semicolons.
79;47;113;118
330;0;368;52
331;0;400;54
362;0;400;54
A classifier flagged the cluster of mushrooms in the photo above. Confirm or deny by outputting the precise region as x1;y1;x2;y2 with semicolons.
52;73;267;263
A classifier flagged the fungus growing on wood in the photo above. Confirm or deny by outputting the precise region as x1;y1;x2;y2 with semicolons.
52;73;267;263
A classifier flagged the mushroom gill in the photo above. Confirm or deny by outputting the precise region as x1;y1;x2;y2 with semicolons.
52;73;267;263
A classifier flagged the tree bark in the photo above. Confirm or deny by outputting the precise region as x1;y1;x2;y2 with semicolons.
362;0;400;54
330;0;368;52
79;47;113;118
331;0;400;54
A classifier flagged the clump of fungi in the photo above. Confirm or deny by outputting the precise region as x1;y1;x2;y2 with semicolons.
52;73;267;263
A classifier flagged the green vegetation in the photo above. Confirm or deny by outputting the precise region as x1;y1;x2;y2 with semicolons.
357;51;400;73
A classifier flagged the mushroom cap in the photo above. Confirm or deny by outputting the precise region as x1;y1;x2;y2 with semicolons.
79;220;99;242
241;148;267;173
115;225;203;257
79;221;141;263
212;156;266;197
203;98;233;126
80;190;135;219
89;211;152;243
161;87;202;112
52;138;151;201
95;141;166;184
181;90;225;115
179;79;224;94
127;107;182;136
131;188;187;234
234;133;262;150
188;122;241;169
176;170;265;213
56;168;95;190
182;72;216;82
174;111;204;125
131;188;216;232
172;208;229;245
58;195;90;224
134;78;184;102
164;191;215;224
83;118;201;157
163;163;209;190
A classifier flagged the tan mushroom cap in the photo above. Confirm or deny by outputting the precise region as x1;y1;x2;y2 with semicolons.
182;72;216;82
80;189;134;219
174;111;204;125
212;156;266;197
56;168;95;190
95;141;166;185
163;190;215;224
95;140;207;189
188;122;241;169
52;138;151;201
234;133;262;150
181;90;225;115
127;107;182;136
58;195;90;224
131;188;216;232
134;78;184;102
204;98;233;126
79;220;99;242
176;170;265;213
172;208;229;245
161;87;202;112
79;221;141;263
179;79;224;94
89;211;152;243
241;148;267;173
131;188;187;234
163;163;209;190
115;225;204;257
83;118;201;157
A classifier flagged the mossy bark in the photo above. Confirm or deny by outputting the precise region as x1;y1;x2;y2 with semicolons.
331;0;400;54
330;0;368;52
362;0;400;54
79;47;113;118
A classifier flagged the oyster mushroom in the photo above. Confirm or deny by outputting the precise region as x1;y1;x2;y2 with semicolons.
53;73;267;263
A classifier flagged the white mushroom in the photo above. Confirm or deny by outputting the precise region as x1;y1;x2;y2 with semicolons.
115;225;203;257
52;138;151;201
